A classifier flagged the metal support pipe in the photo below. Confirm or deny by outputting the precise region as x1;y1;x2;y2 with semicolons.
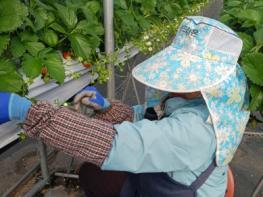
54;172;79;179
38;140;50;181
104;0;115;99
252;176;263;197
24;141;51;196
23;179;48;197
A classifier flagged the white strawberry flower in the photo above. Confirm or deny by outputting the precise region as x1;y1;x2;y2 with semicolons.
146;41;152;46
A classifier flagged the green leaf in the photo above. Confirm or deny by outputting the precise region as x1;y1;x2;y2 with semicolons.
50;23;67;34
141;0;157;12
114;0;128;9
43;52;65;84
163;4;177;19
24;18;34;29
19;32;39;42
22;54;42;78
41;29;58;47
250;84;263;111
87;36;101;49
237;9;262;25
82;1;101;22
38;47;53;57
69;33;92;60
0;0;28;32
237;32;254;53
0;34;10;55
254;27;263;45
31;7;48;32
116;10;138;29
65;0;85;10
0;72;23;93
242;53;263;86
83;1;100;15
0;58;15;75
241;20;255;28
25;42;45;56
220;14;233;24
10;37;26;58
35;0;55;11
255;1;263;7
54;3;77;30
135;14;151;30
46;12;55;24
74;20;104;36
227;1;242;7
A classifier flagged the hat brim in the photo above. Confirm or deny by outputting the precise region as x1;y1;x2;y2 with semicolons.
132;45;236;93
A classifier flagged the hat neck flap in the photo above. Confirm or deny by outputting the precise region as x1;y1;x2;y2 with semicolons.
201;65;250;166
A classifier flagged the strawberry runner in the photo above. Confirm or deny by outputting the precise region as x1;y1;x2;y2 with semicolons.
23;100;133;166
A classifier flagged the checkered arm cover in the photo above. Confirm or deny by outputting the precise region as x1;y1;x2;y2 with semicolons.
93;100;133;124
23;102;115;166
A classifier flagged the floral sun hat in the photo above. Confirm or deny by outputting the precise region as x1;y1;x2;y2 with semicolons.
132;16;250;166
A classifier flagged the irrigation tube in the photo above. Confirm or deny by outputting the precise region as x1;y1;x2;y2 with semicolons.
104;0;115;99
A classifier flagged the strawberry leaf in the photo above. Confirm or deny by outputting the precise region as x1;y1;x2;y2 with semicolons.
43;52;65;84
242;53;263;86
10;37;26;58
54;3;77;30
0;0;28;32
22;54;42;79
25;42;45;56
0;72;23;93
50;23;67;34
0;34;10;55
69;33;92;60
0;58;15;75
250;84;263;111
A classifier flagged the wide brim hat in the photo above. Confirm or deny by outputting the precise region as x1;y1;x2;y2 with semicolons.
132;16;250;166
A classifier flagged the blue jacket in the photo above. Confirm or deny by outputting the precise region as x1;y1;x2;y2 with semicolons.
102;97;227;197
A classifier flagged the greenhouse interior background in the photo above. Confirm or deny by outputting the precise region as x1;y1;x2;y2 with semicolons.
0;0;262;196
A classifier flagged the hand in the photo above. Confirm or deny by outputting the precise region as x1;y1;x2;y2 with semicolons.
0;92;32;124
73;86;110;111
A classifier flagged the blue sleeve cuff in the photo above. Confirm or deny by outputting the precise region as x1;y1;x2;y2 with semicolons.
0;93;11;123
103;99;110;109
9;94;32;122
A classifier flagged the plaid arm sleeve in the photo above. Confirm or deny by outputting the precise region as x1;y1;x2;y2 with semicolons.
23;102;115;166
93;100;133;124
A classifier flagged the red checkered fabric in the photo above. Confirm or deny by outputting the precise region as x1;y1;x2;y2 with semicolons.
93;100;133;124
23;102;116;166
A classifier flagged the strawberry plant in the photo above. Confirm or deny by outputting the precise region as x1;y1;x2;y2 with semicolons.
0;0;210;94
221;0;263;114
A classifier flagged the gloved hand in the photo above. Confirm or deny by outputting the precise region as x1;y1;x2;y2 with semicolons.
0;92;32;124
73;86;110;111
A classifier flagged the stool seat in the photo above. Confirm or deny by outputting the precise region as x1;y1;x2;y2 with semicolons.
225;167;234;197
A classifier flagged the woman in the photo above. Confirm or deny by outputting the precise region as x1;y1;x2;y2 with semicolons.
0;16;250;197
